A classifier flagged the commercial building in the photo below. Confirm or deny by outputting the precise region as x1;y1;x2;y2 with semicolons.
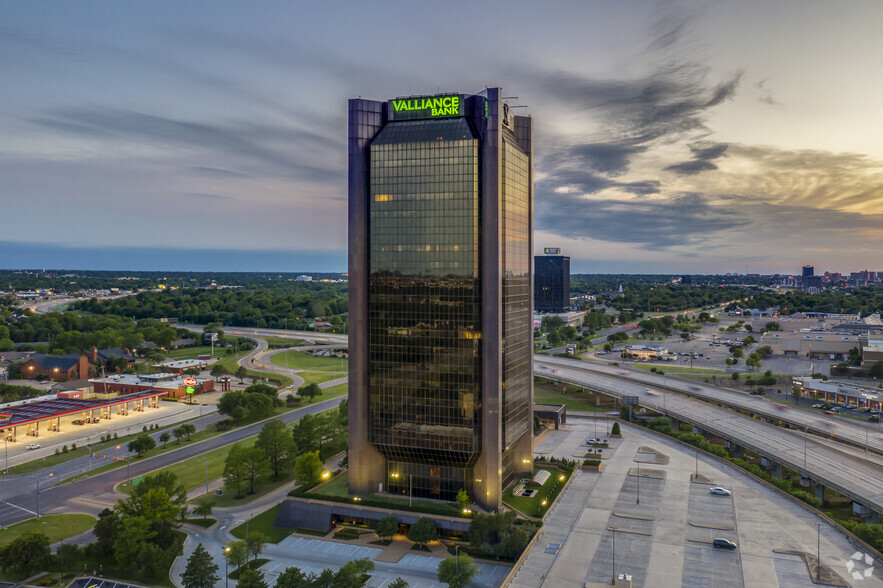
348;89;534;510
90;373;214;399
758;331;860;360
859;334;883;371
19;354;92;382
623;344;672;360
535;249;570;313
152;359;208;374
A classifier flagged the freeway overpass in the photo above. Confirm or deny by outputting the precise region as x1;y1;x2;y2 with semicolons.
536;356;883;520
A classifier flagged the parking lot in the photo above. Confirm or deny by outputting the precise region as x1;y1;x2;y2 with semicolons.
597;320;835;378
508;418;882;587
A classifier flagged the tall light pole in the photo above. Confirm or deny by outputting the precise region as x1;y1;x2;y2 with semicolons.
611;527;616;585
204;455;209;496
4;437;7;474
817;523;821;580
116;445;130;484
224;546;231;588
803;426;808;476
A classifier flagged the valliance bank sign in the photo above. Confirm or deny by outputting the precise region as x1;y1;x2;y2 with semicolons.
388;94;463;120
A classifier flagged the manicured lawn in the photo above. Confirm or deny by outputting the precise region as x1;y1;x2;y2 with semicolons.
212;475;293;508
534;380;613;412
303;383;348;405
503;466;571;518
299;371;344;386
185;517;217;528
117;436;258;495
168;345;220;359
0;514;95;547
263;336;304;349
271;350;348;372
229;504;292;543
229;558;270;580
217;350;294;387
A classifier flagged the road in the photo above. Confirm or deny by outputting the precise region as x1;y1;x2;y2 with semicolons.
0;395;345;527
534;356;883;516
536;355;883;455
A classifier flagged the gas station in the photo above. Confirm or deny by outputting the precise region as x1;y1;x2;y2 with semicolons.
0;390;167;443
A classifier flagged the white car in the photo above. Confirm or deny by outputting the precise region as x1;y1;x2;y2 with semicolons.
709;487;732;496
26;443;40;450
585;438;600;445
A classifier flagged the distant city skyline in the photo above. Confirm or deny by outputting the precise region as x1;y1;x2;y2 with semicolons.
3;1;883;273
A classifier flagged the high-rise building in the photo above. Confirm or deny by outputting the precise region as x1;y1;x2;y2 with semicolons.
347;89;534;511
802;265;814;278
535;249;570;313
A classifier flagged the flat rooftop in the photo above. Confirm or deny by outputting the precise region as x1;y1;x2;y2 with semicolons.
90;373;211;388
0;390;166;429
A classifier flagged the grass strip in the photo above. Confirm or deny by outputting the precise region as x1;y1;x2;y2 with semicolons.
229;504;292;543
0;514;95;547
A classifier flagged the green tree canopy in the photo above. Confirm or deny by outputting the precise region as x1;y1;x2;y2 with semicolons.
437;553;481;588
407;518;438;546
182;543;220;588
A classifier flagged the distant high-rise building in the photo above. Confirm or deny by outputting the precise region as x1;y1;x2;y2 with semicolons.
802;265;814;278
535;249;570;312
347;89;534;511
804;275;823;293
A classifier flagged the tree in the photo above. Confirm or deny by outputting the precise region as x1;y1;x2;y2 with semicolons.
193;496;216;520
407;518;437;547
274;567;309;588
210;363;229;380
870;362;883;378
225;539;249;571
224;444;248;497
611;421;621;435
180;423;196;441
236;365;248;382
388;579;409;588
0;531;50;576
334;558;374;587
182;543;220;588
240;446;269;494
236;568;268;588
160;431;171;446
437;553;481;588
128;434;156;457
244;382;278;397
299;382;321;403
291;413;319;453
256;419;294;478
456;489;470;510
173;426;187;444
375;516;399;540
293;450;323;485
246;531;268;562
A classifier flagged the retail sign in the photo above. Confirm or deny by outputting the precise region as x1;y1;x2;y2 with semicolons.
184;378;197;386
389;94;462;120
185;386;195;395
544;247;561;254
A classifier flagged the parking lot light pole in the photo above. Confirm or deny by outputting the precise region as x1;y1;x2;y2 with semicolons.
611;527;616;585
803;427;808;475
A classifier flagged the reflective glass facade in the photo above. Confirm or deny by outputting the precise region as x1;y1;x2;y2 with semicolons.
535;255;571;312
349;90;533;509
368;121;481;500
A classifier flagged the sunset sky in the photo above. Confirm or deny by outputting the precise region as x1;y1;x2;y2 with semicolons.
2;1;882;274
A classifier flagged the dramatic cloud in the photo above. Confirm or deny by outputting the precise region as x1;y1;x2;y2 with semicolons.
665;141;728;175
536;191;749;249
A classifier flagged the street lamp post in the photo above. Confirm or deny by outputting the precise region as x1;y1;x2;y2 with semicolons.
611;527;616;585
636;462;640;506
817;523;821;580
224;546;231;588
204;455;209;495
803;426;808;475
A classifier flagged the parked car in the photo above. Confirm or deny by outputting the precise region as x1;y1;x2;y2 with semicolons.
709;487;732;496
712;538;738;550
71;419;85;425
811;403;824;409
586;438;600;445
26;443;40;450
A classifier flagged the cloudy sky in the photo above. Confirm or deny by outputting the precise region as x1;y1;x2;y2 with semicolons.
2;1;882;274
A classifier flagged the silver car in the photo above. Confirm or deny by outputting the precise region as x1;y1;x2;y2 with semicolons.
710;487;732;496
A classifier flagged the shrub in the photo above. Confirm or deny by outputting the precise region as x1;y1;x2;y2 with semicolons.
71;443;77;450
113;432;118;439
583;459;601;466
62;445;68;453
611;422;621;435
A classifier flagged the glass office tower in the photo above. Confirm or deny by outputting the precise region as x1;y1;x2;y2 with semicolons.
348;89;533;510
535;253;571;313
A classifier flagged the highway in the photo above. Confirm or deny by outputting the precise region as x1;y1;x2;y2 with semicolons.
536;355;883;454
534;356;883;515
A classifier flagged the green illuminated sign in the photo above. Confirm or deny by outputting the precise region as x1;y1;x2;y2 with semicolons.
185;386;195;395
389;94;462;120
